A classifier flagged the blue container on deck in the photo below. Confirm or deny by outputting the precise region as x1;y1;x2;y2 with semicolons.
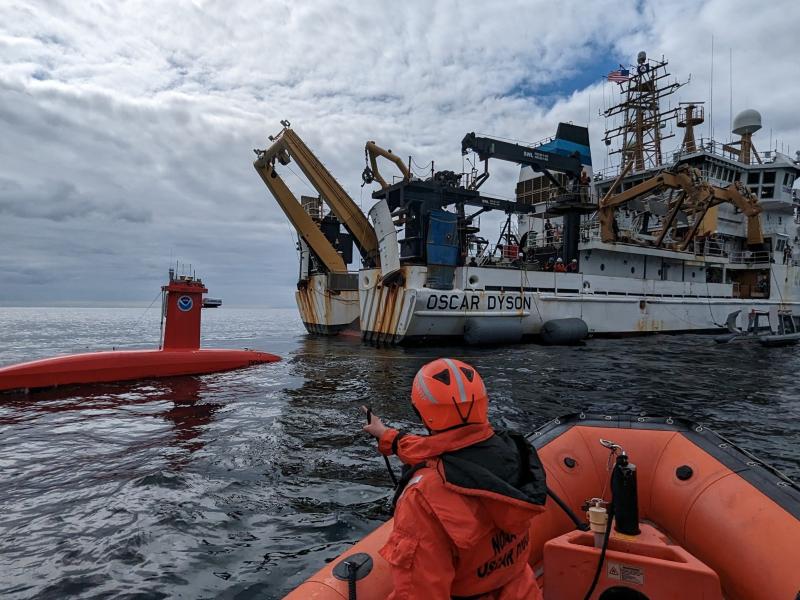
426;210;458;290
426;210;458;265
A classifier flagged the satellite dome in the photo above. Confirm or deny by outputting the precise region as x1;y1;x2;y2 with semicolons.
732;109;762;135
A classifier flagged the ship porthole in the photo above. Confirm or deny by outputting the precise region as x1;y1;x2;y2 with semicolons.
600;263;605;271
362;275;371;287
468;274;479;286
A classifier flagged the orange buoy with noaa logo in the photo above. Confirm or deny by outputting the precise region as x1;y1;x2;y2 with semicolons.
0;269;280;393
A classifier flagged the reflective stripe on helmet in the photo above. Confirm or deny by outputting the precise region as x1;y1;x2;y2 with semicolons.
442;357;467;404
414;371;439;404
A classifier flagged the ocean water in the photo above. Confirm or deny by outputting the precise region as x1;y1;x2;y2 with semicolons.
1;306;798;599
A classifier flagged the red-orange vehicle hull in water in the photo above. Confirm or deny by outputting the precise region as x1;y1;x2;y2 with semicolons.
285;415;800;600
0;348;279;392
0;270;279;393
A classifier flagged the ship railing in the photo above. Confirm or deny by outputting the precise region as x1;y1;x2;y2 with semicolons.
596;139;786;182
476;239;569;268
691;240;726;258
524;232;567;249
474;244;514;267
475;243;495;267
729;251;772;265
581;223;602;242
301;196;324;220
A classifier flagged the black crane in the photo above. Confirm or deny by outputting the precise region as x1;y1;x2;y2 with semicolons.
461;131;583;192
460;123;594;264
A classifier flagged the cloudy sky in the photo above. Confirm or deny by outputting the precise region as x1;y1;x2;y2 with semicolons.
1;0;798;306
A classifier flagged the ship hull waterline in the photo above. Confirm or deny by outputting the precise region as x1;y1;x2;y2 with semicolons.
295;265;800;344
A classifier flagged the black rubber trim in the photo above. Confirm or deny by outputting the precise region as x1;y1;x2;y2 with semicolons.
526;413;800;521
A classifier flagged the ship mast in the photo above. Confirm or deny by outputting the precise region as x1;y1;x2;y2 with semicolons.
603;52;688;172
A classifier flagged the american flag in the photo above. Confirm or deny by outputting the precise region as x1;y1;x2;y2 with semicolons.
607;68;631;83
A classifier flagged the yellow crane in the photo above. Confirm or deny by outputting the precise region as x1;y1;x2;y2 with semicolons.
598;164;763;250
253;122;380;269
361;141;411;189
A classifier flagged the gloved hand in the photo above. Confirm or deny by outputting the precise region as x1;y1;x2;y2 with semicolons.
361;405;388;439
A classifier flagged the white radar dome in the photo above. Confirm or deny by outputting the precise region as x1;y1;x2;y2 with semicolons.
732;109;762;135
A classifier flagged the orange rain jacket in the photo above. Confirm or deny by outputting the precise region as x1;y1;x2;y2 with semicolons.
377;423;547;600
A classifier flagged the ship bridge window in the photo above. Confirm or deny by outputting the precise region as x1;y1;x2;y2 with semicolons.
747;172;760;185
763;171;776;184
761;186;774;199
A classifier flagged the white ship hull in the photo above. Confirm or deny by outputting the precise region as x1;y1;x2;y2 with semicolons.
296;273;360;335
358;264;800;344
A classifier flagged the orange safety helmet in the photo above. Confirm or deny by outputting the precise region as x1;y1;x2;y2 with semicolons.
411;358;488;432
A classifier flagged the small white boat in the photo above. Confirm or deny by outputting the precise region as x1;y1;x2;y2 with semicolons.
715;308;800;346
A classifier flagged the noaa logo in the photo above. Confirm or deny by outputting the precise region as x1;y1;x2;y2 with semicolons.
177;296;193;312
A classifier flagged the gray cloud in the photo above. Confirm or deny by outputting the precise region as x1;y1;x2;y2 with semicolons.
0;0;798;307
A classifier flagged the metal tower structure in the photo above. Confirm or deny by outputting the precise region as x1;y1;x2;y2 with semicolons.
603;52;688;172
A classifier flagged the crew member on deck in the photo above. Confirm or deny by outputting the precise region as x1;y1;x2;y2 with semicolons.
567;258;579;273
363;359;546;600
579;169;591;202
554;257;567;272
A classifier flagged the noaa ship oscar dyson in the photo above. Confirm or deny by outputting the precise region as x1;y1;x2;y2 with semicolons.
254;53;800;345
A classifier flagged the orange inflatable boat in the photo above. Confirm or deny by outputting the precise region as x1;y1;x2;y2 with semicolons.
284;414;800;600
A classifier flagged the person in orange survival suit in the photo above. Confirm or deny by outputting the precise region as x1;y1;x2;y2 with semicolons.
363;358;547;600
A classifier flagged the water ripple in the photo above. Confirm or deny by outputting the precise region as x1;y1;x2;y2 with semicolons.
0;308;798;598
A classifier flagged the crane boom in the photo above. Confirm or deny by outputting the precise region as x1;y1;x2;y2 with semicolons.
255;125;380;268
363;141;410;189
597;164;763;249
253;153;347;274
461;123;588;193
461;133;583;180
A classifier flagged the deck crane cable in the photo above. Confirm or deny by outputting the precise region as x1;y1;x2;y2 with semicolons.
521;261;543;324
704;279;725;328
770;266;785;303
